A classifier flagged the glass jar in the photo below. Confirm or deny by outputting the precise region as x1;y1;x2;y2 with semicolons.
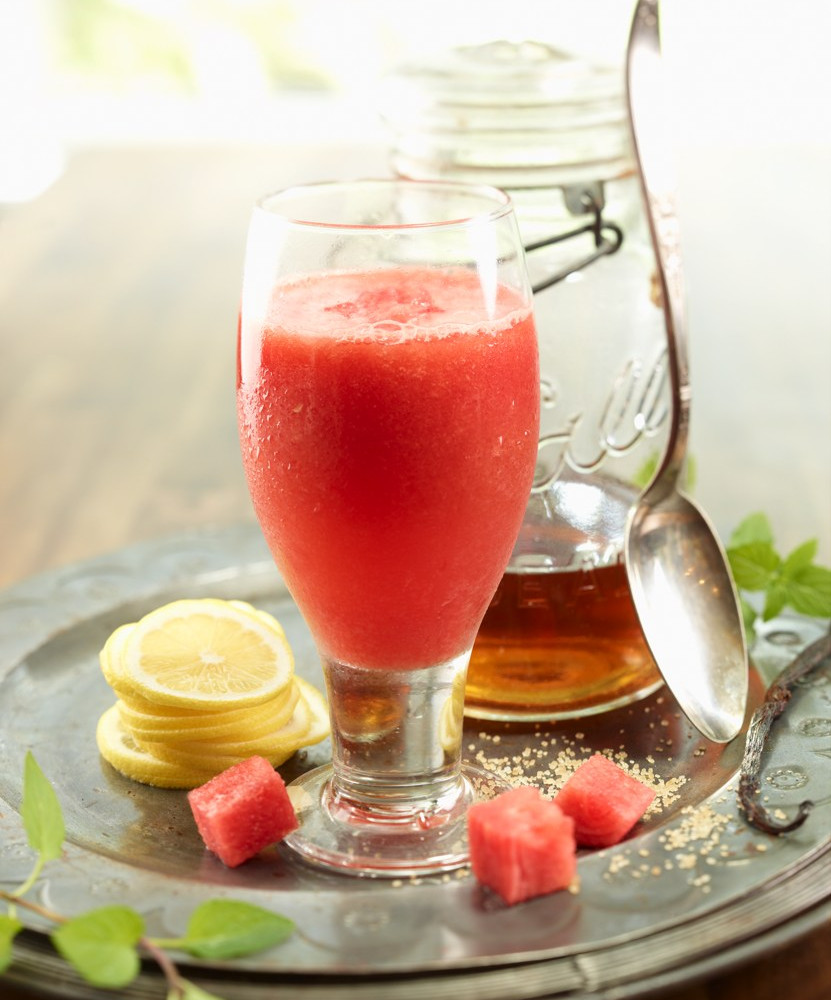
381;41;669;720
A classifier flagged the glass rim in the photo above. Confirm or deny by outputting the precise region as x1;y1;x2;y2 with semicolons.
254;178;516;232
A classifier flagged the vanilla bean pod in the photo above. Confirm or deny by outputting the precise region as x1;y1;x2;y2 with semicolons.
738;629;831;834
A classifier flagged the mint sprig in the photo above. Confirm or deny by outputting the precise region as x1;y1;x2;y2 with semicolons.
154;898;294;960
0;915;23;973
726;512;831;638
21;752;65;865
1;752;294;998
52;906;144;988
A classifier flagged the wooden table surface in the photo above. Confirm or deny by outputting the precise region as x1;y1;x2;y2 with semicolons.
0;146;829;999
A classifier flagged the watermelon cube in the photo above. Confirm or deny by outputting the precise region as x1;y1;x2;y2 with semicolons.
187;756;298;867
554;754;655;848
467;786;577;905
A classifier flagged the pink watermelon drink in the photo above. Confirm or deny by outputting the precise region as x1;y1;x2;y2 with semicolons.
238;180;537;875
238;266;539;672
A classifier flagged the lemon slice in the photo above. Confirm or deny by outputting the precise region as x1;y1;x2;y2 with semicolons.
119;599;294;709
99;623;135;695
118;682;301;744
131;678;329;773
96;704;216;789
295;676;330;746
96;598;330;788
116;689;216;719
135;689;313;768
228;600;287;637
438;671;466;753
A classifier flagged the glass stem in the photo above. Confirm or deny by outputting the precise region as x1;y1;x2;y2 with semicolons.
322;651;470;814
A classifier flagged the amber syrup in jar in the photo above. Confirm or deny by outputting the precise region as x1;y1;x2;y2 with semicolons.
467;562;661;720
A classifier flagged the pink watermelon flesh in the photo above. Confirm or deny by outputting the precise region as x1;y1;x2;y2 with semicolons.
554;754;655;848
467;785;577;905
187;755;298;867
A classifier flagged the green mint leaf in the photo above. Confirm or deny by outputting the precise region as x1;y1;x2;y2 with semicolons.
782;538;819;577
179;900;294;960
21;752;65;862
762;581;788;622
727;541;780;591
51;905;144;988
633;453;658;490
739;596;758;641
783;564;831;618
174;980;228;1000
633;453;696;492
682;454;697;492
729;512;774;548
0;914;24;972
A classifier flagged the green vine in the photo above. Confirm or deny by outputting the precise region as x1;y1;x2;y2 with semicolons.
1;753;293;998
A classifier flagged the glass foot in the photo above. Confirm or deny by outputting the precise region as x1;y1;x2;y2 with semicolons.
283;762;507;877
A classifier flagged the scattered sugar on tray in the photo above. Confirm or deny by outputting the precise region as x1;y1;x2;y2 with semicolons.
605;853;631;876
472;734;686;815
661;802;730;853
690;873;712;891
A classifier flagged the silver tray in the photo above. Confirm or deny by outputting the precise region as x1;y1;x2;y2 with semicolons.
1;524;829;999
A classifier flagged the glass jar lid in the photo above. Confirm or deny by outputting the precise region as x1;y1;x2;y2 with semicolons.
380;40;633;189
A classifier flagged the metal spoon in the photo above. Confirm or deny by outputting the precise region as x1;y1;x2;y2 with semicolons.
623;0;748;743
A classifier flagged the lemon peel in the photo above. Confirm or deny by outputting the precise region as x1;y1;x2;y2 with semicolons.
118;682;301;744
96;705;217;790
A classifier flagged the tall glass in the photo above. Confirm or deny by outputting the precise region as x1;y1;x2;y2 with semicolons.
237;180;539;875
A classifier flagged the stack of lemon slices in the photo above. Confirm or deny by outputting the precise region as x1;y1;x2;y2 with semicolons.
95;598;328;788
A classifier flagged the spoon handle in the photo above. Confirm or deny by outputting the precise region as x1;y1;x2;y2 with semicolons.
625;0;689;496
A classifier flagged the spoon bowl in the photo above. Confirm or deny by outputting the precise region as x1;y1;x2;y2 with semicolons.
624;0;748;743
626;491;748;742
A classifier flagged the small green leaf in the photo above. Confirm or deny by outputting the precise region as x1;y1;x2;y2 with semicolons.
762;581;788;622
633;453;658;490
729;512;774;548
727;541;780;591
783;565;831;618
51;905;144;988
633;453;696;492
178;900;294;960
682;454;697;492
0;914;24;972
174;980;228;1000
739;596;758;641
782;538;819;577
21;752;65;862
